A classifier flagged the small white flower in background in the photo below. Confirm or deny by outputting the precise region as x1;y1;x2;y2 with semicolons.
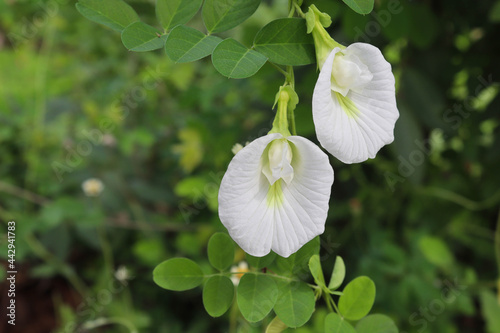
115;265;131;283
102;134;117;147
308;5;399;164
230;261;249;286
218;132;334;258
231;143;244;155
82;178;104;197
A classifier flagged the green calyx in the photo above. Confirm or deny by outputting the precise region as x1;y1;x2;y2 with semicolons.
268;85;299;137
305;4;344;69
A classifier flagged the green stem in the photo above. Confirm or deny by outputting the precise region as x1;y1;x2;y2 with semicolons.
269;62;289;79
286;66;297;135
292;1;306;17
83;317;138;333
288;0;295;17
207;271;300;283
98;225;114;277
495;209;500;302
25;232;89;296
418;187;500;211
229;288;239;333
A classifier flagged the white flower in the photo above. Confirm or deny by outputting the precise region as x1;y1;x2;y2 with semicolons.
82;178;104;197
114;265;131;283
230;261;249;286
312;43;399;164
218;133;334;258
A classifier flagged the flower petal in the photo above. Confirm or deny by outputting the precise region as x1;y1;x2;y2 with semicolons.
218;133;282;257
271;136;334;257
219;134;334;258
313;43;399;164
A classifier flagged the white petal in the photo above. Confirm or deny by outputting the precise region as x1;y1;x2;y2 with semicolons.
218;133;282;257
270;136;334;257
313;43;399;164
218;134;334;258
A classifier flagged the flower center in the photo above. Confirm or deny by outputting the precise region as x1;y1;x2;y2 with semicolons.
262;139;294;185
330;52;373;97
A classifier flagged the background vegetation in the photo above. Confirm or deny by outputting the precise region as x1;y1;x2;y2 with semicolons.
0;0;499;332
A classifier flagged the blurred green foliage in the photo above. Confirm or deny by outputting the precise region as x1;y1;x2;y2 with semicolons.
0;0;499;332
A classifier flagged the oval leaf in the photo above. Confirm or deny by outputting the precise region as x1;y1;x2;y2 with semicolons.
165;25;222;63
274;281;315;328
121;22;166;52
328;256;346;290
202;0;261;33
253;18;315;66
212;39;267;79
237;273;278;322
355;314;398;333
308;254;326;288
76;0;139;32
246;252;276;269
156;0;203;31
341;0;374;15
266;316;288;333
324;312;356;333
338;276;376;321
418;235;454;269
273;237;320;276
153;258;204;291
202;275;234;317
207;232;235;271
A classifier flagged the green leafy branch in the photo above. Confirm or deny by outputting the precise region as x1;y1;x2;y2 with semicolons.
75;0;373;80
153;233;397;332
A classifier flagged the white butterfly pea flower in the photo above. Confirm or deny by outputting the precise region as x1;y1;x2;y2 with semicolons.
219;88;334;258
307;5;399;164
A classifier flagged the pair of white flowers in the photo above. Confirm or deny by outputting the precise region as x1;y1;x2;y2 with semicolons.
218;7;399;258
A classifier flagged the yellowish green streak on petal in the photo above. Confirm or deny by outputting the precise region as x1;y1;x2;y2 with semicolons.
335;92;360;119
267;179;284;207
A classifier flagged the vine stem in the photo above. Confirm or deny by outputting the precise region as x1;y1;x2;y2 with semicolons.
83;317;138;333
495;208;500;302
25;232;89;296
269;62;289;80
292;1;306;18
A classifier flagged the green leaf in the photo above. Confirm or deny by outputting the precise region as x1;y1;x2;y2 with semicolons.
121;22;166;52
418;235;454;269
274;281;315;328
341;0;374;15
207;232;235;271
308;254;326;288
324;312;356;333
202;275;234;317
491;1;500;22
273;237;320;276
153;258;204;291
237;273;278;322
156;0;203;31
266;316;288;333
76;0;139;32
253;18;315;66
480;289;500;333
246;252;276;269
202;0;261;33
328;256;346;290
408;3;439;49
165;25;222;63
355;314;398;333
338;276;376;321
212;38;267;79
